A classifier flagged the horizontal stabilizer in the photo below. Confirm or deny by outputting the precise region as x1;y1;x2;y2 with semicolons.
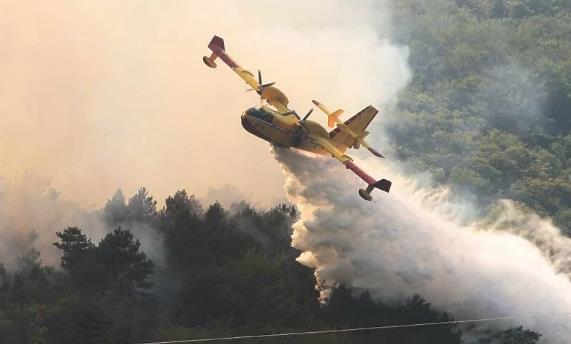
203;35;239;69
359;178;391;201
203;55;217;68
203;36;226;68
373;179;391;192
344;160;391;200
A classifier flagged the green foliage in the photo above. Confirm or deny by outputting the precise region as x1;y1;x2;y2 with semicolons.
102;189;128;225
40;293;158;344
475;326;542;343
41;295;109;344
95;228;155;294
103;187;159;228
388;0;571;232
322;288;463;344
53;227;94;270
1;187;543;343
53;226;154;295
127;187;158;223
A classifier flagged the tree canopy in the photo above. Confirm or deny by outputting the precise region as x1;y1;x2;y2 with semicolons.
388;0;571;233
0;188;543;343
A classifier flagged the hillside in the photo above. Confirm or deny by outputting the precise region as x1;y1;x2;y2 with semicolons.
388;0;571;232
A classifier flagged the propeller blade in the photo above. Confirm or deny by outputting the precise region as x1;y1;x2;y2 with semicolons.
252;70;275;95
302;108;314;121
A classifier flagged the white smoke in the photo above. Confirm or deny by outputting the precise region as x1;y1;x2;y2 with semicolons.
482;200;571;276
274;148;571;343
257;1;571;342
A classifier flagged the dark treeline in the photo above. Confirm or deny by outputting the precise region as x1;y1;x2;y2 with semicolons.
0;188;540;343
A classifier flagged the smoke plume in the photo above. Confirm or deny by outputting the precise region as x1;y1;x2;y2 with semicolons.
274;148;571;343
0;176;106;268
0;0;405;267
0;0;408;208
250;2;571;342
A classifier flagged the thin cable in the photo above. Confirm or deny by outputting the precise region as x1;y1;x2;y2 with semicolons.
134;312;571;344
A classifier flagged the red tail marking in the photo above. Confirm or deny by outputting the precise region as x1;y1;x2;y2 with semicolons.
208;35;225;51
345;161;377;185
206;35;238;69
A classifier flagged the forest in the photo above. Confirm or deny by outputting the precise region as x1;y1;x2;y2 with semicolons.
0;188;542;343
1;0;570;343
388;0;571;233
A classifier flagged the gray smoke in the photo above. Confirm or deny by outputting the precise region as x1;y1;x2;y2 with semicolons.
274;148;571;343
0;179;166;269
0;176;106;268
203;184;255;209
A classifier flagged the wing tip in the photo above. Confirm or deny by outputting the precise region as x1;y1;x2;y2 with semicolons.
367;146;384;158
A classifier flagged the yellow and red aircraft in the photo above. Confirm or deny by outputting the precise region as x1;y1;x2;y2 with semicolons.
203;35;391;201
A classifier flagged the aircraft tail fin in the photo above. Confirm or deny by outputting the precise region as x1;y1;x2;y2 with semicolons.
203;35;229;68
345;161;391;200
358;179;392;200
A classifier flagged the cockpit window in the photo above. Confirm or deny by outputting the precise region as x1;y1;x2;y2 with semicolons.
246;107;274;123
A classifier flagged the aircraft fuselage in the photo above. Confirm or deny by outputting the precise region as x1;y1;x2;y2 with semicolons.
241;106;329;155
203;35;392;200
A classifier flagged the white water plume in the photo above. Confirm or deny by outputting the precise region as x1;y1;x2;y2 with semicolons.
274;148;571;343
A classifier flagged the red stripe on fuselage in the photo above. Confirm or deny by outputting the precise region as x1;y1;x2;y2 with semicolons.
345;161;377;185
208;46;239;69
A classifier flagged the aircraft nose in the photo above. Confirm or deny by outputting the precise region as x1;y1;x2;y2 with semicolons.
241;113;255;133
240;113;251;123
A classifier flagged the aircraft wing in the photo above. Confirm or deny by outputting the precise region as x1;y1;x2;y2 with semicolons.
329;106;378;153
203;35;291;113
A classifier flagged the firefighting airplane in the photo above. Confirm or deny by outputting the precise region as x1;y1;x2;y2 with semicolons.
203;35;391;201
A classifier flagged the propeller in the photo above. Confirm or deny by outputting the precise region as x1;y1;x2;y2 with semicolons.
288;108;313;145
282;108;313;123
246;70;275;95
283;110;300;119
301;108;313;121
292;108;314;132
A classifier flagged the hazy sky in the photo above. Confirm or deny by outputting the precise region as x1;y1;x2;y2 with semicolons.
0;0;408;208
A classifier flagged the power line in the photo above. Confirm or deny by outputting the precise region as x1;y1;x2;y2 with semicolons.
134;312;571;344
